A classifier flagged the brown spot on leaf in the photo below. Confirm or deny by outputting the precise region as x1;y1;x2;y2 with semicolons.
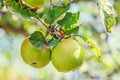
37;33;41;38
15;0;19;2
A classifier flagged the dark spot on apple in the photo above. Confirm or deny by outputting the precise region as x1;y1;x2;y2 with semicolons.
32;62;37;64
57;66;60;69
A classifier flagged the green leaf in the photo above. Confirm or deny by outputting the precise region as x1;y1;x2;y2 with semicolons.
48;37;60;48
8;0;39;18
116;15;120;24
64;25;79;35
29;31;45;50
63;0;73;5
97;0;116;32
114;0;120;15
82;37;101;58
58;12;79;29
43;3;70;24
0;0;4;9
104;12;116;32
114;0;120;24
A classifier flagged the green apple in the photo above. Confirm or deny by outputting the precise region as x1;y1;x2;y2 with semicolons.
21;38;51;68
51;38;84;72
22;0;44;8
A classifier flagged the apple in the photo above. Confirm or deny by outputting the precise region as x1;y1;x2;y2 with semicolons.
21;38;51;68
22;0;44;8
51;38;84;72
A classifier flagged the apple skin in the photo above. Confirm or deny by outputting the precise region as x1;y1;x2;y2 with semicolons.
22;0;44;8
21;38;51;68
51;38;84;72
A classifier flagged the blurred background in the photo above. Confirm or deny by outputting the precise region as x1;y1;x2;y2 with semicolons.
0;0;120;80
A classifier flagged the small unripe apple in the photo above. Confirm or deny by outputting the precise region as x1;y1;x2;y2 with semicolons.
21;38;51;68
22;0;44;8
51;38;84;72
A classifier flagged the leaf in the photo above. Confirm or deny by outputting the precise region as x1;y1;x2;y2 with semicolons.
57;12;79;29
116;15;120;24
97;0;116;32
64;25;79;35
63;0;73;5
114;0;120;24
104;12;116;32
8;0;39;18
43;3;70;24
29;31;45;50
114;0;120;15
83;37;101;58
0;0;4;9
48;37;60;48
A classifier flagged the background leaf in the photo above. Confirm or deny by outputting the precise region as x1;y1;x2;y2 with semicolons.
104;12;116;32
114;0;120;24
114;0;120;15
29;31;45;50
82;37;101;58
97;0;116;32
0;0;4;9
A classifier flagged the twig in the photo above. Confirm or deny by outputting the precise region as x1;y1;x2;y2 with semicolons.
71;34;83;38
38;18;48;29
50;0;54;9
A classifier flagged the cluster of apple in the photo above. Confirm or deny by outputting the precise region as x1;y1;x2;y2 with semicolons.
20;0;85;72
21;37;84;72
